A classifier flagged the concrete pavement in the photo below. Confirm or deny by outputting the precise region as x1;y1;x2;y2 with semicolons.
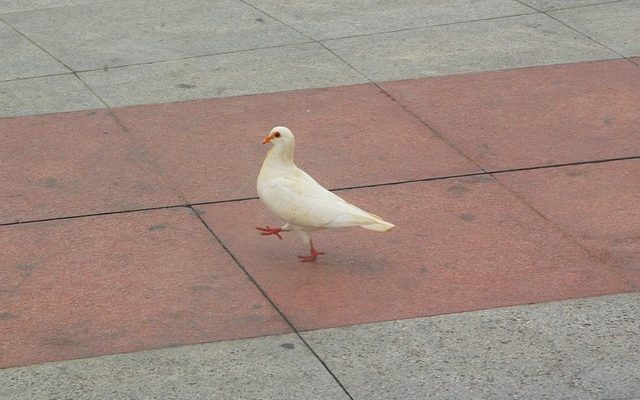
1;0;638;116
2;294;639;399
1;0;639;399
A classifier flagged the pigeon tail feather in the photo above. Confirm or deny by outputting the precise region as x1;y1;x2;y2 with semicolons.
361;219;395;232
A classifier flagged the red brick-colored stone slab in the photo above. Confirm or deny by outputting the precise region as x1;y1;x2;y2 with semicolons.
196;179;632;331
0;208;290;368
0;110;182;224
113;84;478;204
496;159;640;288
381;59;640;170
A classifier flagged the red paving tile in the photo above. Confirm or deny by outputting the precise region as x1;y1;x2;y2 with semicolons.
113;84;478;204
381;59;640;170
0;110;182;224
496;159;640;288
0;208;290;368
195;179;633;331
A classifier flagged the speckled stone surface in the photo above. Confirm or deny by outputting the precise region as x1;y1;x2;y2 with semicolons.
0;0;308;71
0;74;105;118
518;0;620;11
381;59;640;170
323;14;617;82
0;208;290;368
0;333;349;400
303;293;640;400
196;178;632;331
0;110;181;223
550;1;640;57
496;159;640;288
1;1;639;396
113;83;478;203
242;0;532;40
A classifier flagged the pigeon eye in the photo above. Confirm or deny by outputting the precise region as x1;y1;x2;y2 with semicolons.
274;132;281;138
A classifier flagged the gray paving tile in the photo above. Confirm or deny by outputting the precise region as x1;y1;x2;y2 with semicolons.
0;20;68;80
535;294;640;398
323;13;619;82
79;43;367;107
1;0;308;71
519;0;624;11
0;74;104;117
244;0;533;40
551;0;640;56
303;293;640;400
0;334;349;400
0;0;95;14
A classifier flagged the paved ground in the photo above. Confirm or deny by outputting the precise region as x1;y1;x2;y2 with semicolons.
1;0;639;399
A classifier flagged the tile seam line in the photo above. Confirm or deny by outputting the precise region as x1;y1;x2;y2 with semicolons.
0;7;541;81
0;1;115;16
0;12;544;80
491;172;639;291
514;0;636;63
0;4;621;83
72;41;317;74
0;0;620;20
0;203;188;227
1;53;628;86
234;0;631;43
190;207;355;400
0;15;108;108
106;110;190;204
243;7;540;42
0;15;73;73
330;154;640;192
255;2;490;173
514;0;626;13
317;28;626;176
0;71;70;84
310;41;487;173
544;14;631;62
1;6;635;85
236;0;314;42
2;57;633;116
74;72;110;107
2;155;639;227
318;11;538;42
508;6;639;290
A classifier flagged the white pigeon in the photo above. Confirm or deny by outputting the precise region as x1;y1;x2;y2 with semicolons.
256;126;395;262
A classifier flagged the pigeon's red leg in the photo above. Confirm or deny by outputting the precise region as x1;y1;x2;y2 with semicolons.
255;226;284;240
298;239;325;262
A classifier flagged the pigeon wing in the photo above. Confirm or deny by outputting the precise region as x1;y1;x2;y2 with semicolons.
259;169;381;229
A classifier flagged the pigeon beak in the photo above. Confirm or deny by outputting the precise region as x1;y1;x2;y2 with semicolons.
262;134;272;144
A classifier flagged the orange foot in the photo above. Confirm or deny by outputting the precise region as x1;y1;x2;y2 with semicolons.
297;246;325;262
255;226;284;240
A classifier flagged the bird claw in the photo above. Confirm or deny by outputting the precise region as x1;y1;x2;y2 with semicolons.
297;250;325;262
255;226;283;240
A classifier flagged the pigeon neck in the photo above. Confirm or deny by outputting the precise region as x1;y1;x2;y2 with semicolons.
267;143;295;165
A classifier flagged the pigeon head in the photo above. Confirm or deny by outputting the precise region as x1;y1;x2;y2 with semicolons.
263;126;294;146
